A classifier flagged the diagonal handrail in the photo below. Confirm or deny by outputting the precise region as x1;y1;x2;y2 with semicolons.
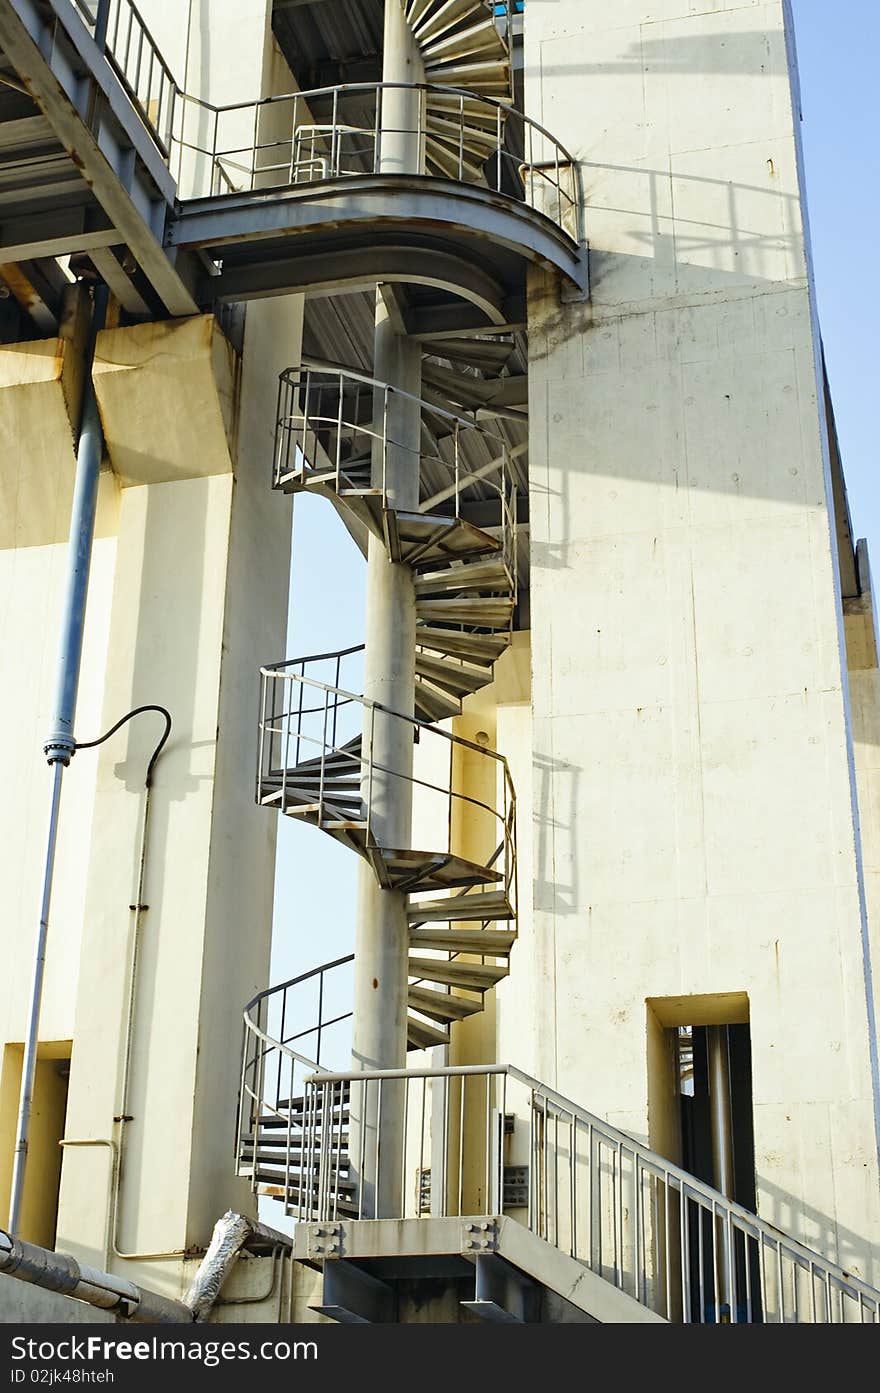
302;1060;880;1320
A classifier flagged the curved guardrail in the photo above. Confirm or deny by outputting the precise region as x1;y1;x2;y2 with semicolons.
168;81;580;244
235;954;355;1208
256;651;517;910
274;360;519;572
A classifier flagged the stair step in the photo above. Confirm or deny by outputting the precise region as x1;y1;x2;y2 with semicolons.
380;848;502;894
253;1172;358;1198
285;737;363;774
273;789;364;819
410;0;485;40
426;136;487;184
426;93;505;129
408;956;509;991
394;511;501;565
421;16;506;66
409;927;516;954
408;984;484;1023
407;887;514;923
416;596;515;628
407;1015;450;1050
415;558;512;596
427;113;501;154
416;626;509;665
424;59;511;94
414;677;462;723
415;651;491;696
422;338;515;372
240;1150;351;1171
257;1184;360;1218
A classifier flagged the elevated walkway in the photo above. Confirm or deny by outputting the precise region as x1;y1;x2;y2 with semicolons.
0;0;585;331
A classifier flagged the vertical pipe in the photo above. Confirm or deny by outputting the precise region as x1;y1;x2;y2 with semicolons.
9;286;108;1234
349;0;425;1222
708;1025;735;1321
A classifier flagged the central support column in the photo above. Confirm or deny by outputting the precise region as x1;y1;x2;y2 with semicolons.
707;1026;735;1320
350;2;425;1219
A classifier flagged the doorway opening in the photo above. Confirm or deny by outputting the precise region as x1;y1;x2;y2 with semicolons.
647;995;760;1321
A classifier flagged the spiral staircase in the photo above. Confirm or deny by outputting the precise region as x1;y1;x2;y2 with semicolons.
228;0;533;1228
261;361;520;1053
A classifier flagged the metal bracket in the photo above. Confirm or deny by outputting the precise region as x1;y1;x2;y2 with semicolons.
306;1223;345;1260
503;1165;529;1208
311;1259;394;1324
461;1252;540;1324
461;1219;499;1255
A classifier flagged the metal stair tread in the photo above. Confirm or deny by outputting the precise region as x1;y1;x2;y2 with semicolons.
408;955;509;989
379;848;503;893
414;559;513;596
409;927;516;954
407;887;514;923
407;1015;450;1049
415;626;509;664
408;984;484;1022
415;595;515;627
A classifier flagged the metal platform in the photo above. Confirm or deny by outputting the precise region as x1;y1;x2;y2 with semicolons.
0;0;586;335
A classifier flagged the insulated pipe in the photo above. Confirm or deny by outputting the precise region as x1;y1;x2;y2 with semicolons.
0;1230;192;1324
349;1;425;1219
9;285;108;1236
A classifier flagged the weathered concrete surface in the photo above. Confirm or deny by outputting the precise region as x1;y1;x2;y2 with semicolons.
514;0;880;1287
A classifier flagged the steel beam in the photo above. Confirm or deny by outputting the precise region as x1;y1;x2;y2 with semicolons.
311;1260;395;1324
460;1253;539;1323
169;176;583;291
0;0;196;315
198;244;507;326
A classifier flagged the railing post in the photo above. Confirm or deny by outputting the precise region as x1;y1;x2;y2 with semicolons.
94;0;111;52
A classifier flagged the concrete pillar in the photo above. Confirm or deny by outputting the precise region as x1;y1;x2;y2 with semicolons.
54;305;300;1297
520;0;880;1285
349;1;425;1218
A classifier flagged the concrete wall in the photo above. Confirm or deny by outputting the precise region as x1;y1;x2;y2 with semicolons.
519;0;880;1283
0;0;302;1297
0;333;118;1239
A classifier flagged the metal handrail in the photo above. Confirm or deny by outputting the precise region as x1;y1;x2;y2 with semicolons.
258;663;516;897
301;1062;880;1322
168;80;580;242
274;362;518;598
72;0;180;154
235;954;355;1216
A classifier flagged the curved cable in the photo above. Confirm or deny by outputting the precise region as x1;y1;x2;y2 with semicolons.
75;705;172;787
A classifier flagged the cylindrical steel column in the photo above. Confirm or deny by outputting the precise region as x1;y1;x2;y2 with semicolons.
707;1025;735;1320
350;2;425;1219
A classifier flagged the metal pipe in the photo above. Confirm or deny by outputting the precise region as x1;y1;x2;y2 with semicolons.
9;285;108;1236
0;1230;192;1324
707;1025;735;1320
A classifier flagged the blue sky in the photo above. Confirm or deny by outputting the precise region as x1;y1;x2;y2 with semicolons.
270;3;880;996
791;0;879;553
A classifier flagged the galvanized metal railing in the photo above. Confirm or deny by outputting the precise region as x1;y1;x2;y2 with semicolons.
168;81;580;243
235;955;354;1210
274;361;519;579
72;0;180;154
256;655;517;918
299;1063;880;1325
